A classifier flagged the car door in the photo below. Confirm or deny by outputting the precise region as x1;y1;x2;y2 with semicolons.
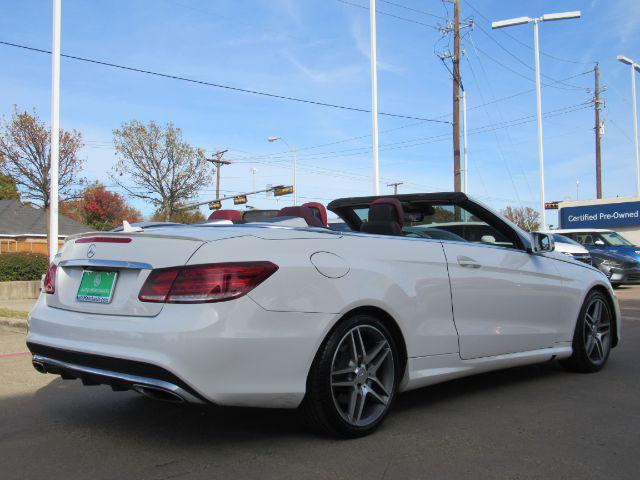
431;206;566;359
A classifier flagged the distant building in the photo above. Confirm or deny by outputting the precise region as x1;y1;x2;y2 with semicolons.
557;196;640;244
0;199;91;254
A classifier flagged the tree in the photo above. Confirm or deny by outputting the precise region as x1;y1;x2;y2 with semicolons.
61;182;142;231
0;107;84;207
0;173;19;200
151;205;206;224
502;206;541;232
111;120;212;221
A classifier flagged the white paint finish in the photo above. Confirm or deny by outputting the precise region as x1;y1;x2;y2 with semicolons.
28;295;333;407
310;251;349;278
28;204;620;408
442;242;569;359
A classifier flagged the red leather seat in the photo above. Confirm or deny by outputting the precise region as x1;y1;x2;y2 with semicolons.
277;206;325;227
302;202;328;227
208;210;243;223
359;198;404;236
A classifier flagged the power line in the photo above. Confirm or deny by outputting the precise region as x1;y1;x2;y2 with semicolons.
378;0;447;20
336;0;440;29
0;39;449;124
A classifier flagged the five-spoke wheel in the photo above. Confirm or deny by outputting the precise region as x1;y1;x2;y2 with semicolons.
562;290;613;373
302;314;400;437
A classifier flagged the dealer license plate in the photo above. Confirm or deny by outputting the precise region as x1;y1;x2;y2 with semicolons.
76;270;118;304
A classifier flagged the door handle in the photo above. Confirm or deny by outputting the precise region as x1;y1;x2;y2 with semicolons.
457;255;481;269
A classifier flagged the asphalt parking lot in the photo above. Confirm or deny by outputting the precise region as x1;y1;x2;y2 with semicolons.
1;287;639;480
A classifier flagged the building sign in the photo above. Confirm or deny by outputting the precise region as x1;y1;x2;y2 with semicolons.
560;201;640;229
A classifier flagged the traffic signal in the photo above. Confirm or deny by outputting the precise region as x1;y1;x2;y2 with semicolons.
208;201;222;210
233;195;247;205
273;185;294;197
544;202;559;210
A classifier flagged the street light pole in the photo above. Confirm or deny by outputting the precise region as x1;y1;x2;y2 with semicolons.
533;18;546;228
617;55;640;196
369;0;380;196
49;0;61;261
462;89;469;194
267;136;297;205
492;11;581;229
250;167;257;192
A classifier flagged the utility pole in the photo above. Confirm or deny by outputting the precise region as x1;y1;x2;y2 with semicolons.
452;0;462;193
594;63;603;199
387;182;403;195
206;149;230;200
462;88;469;194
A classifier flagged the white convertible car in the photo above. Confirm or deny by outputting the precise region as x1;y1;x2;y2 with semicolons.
27;193;620;437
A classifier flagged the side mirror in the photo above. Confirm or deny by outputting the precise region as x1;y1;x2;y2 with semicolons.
531;232;555;253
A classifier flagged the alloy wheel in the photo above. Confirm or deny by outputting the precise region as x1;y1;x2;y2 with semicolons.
330;325;395;427
583;297;611;366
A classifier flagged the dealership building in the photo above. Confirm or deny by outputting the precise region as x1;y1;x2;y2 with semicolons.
555;196;640;244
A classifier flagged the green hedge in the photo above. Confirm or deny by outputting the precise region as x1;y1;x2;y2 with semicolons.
0;253;49;281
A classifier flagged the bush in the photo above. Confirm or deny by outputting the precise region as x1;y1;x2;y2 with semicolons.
0;253;49;281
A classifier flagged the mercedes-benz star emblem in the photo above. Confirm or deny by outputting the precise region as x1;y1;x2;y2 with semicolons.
87;244;96;258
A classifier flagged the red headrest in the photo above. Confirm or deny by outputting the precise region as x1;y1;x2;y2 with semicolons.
371;198;404;227
208;210;242;222
302;202;328;227
277;206;325;227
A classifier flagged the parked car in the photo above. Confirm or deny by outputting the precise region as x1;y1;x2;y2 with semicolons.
28;193;620;437
554;229;640;262
589;249;640;288
544;233;592;265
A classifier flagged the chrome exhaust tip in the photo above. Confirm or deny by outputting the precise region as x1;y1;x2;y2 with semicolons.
32;360;47;374
132;384;185;403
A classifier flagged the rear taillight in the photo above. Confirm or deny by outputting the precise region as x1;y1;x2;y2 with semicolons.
43;263;57;294
138;262;278;304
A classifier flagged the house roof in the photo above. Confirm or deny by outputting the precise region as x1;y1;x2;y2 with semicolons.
0;199;91;236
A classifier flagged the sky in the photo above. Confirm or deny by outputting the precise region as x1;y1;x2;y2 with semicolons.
1;0;639;227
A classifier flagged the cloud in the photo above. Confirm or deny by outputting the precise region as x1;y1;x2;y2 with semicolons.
351;18;405;75
285;52;362;83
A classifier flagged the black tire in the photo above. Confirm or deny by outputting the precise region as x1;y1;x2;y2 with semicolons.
560;290;613;373
300;314;401;438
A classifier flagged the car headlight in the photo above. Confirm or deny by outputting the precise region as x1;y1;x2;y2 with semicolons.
601;259;623;268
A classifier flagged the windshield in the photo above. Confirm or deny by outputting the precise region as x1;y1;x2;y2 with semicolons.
600;232;633;246
551;233;583;247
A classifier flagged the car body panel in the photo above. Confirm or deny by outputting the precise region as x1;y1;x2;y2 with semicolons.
27;194;621;408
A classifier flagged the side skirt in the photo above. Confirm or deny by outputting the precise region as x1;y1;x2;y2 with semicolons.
400;343;572;392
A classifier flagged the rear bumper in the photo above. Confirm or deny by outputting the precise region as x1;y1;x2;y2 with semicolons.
26;295;335;408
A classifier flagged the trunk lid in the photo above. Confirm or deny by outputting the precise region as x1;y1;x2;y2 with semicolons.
48;231;207;317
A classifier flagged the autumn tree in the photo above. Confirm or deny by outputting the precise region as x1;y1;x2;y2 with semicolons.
502;206;541;232
0;173;20;200
0;108;84;208
61;182;141;231
111;120;212;221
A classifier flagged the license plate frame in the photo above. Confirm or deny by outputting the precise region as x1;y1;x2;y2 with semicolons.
76;270;118;304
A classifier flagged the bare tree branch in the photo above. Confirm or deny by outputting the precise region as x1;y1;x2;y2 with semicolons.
110;120;212;221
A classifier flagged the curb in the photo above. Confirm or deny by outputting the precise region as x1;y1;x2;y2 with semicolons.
0;316;27;333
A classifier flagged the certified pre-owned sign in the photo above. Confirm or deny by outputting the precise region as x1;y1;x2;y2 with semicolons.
560;201;640;229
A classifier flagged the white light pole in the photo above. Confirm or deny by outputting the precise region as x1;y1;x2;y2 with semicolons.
370;0;380;195
49;0;61;261
462;89;469;194
267;136;297;205
250;167;258;192
576;180;580;200
617;55;640;196
492;11;581;229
